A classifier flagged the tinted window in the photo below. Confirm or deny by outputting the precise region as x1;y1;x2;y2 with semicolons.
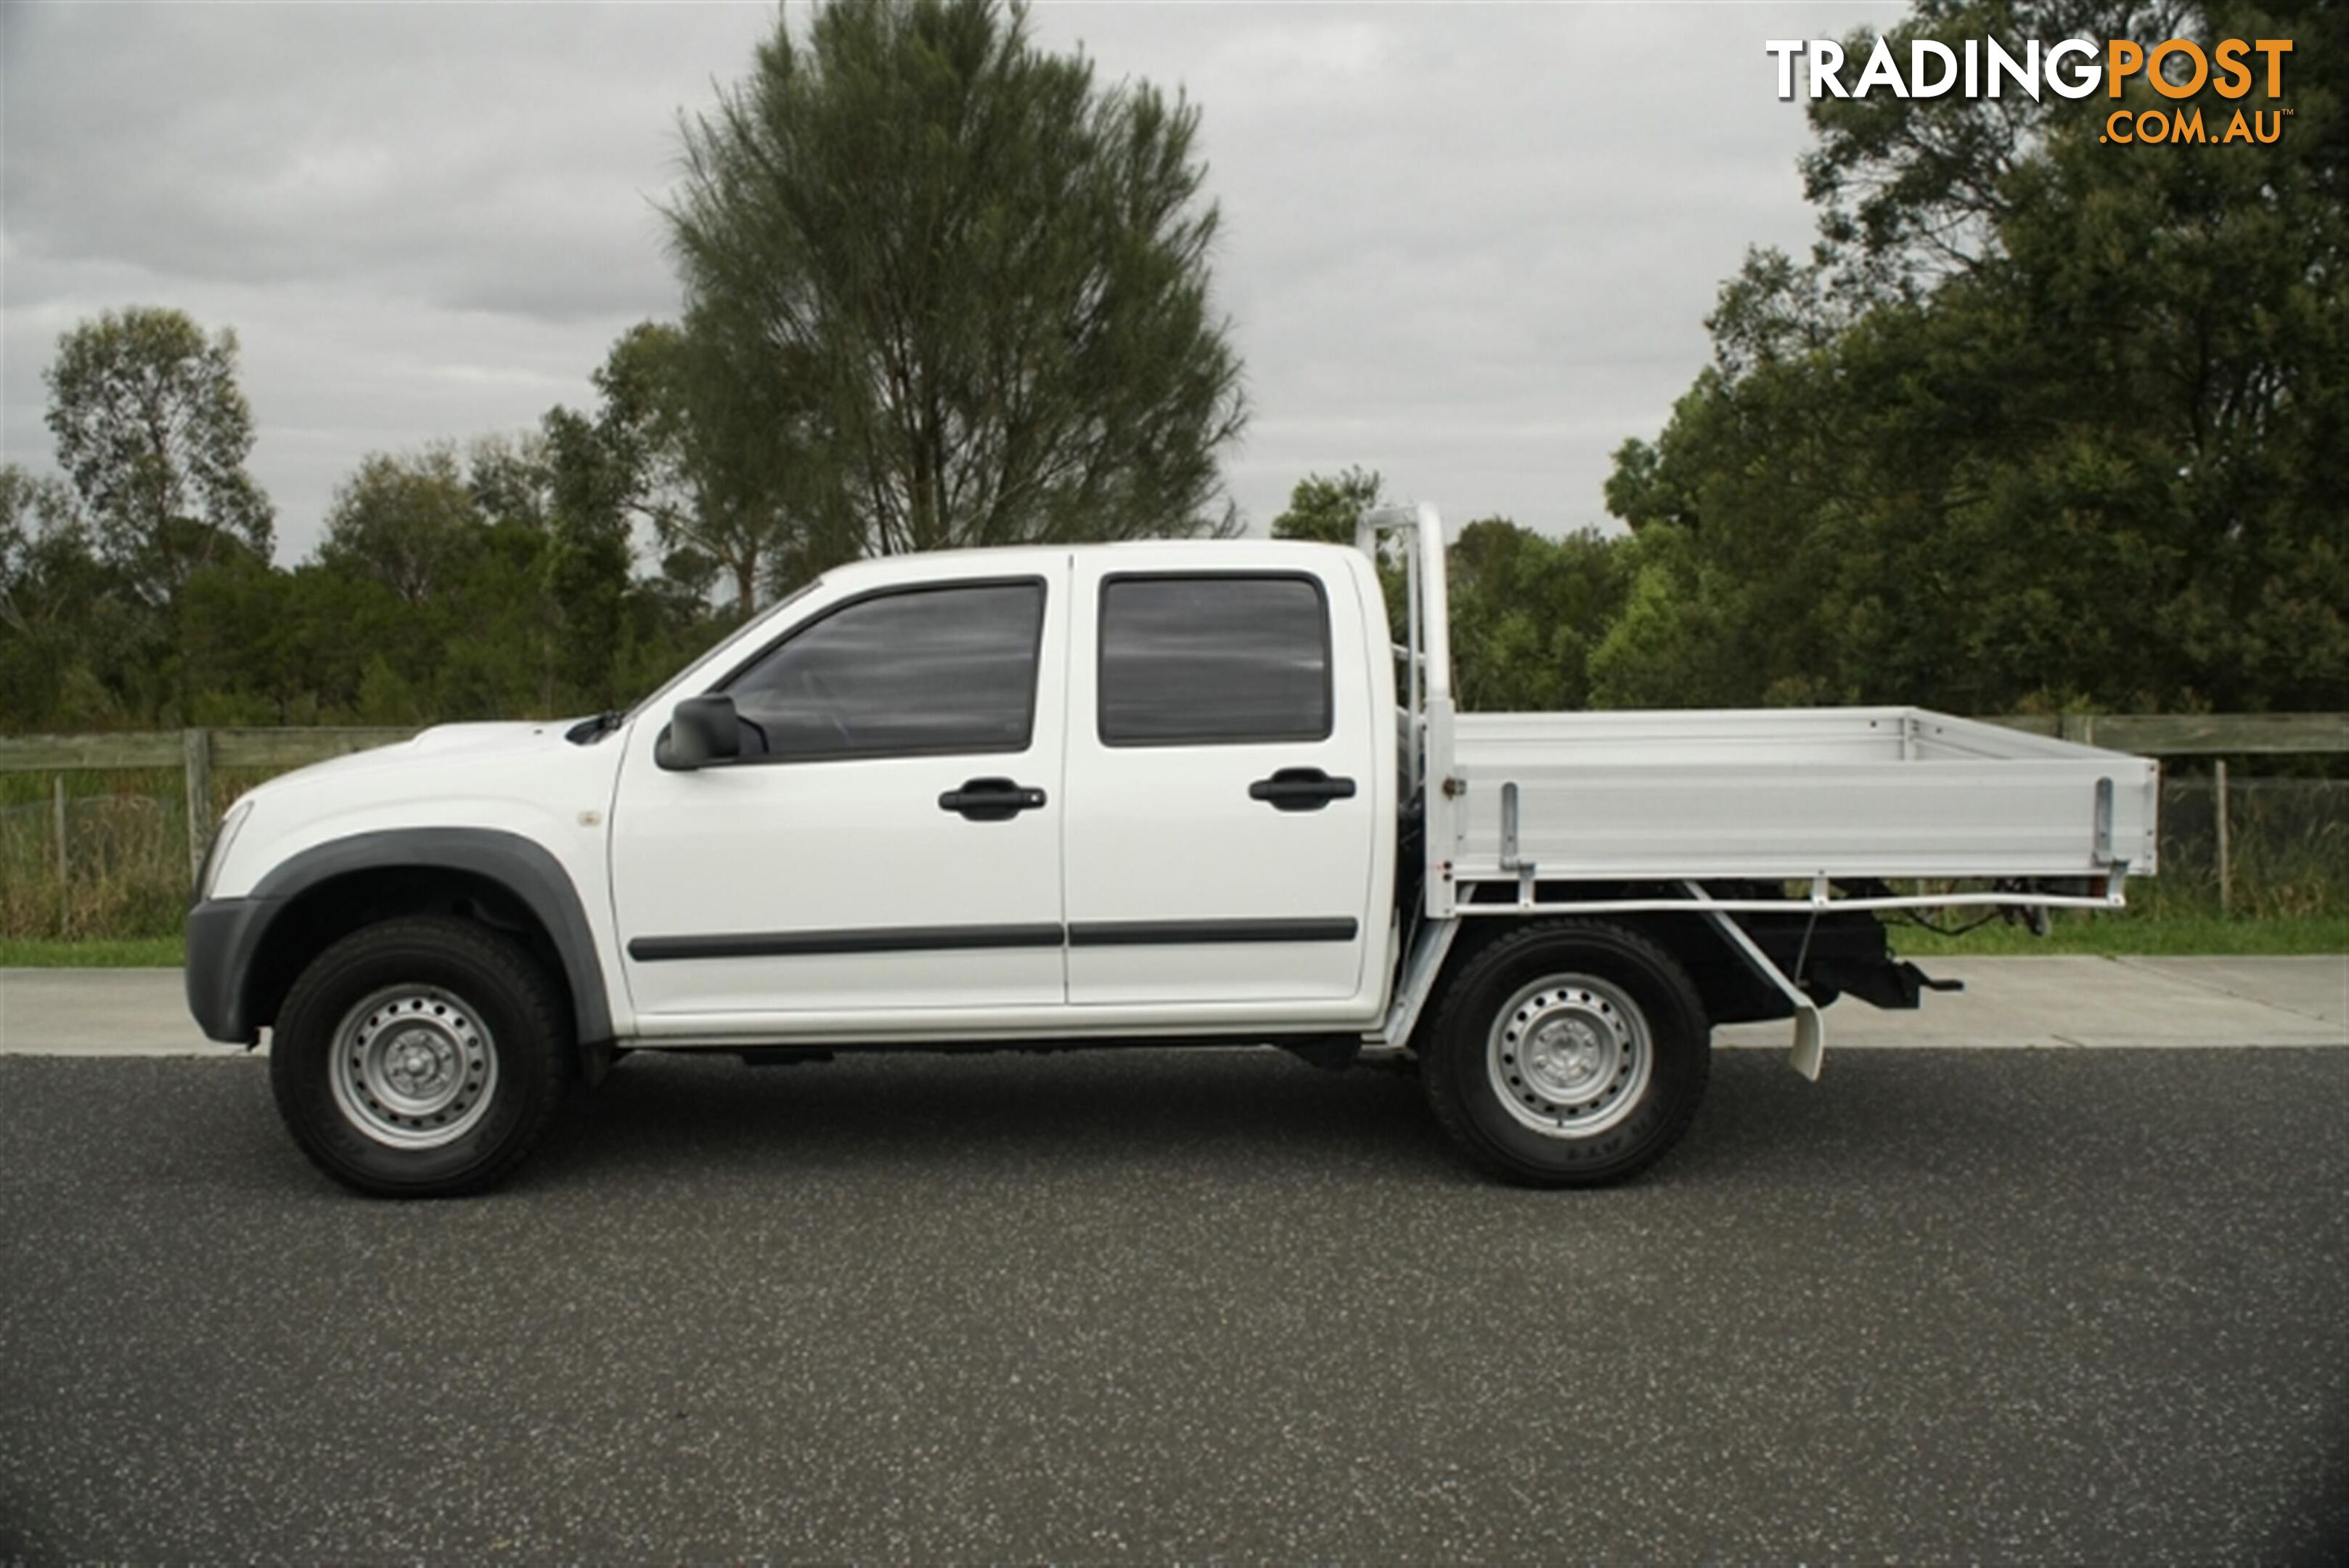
1099;576;1331;746
725;581;1044;759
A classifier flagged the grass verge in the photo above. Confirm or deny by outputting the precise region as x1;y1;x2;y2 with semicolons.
0;936;187;968
1888;913;2349;957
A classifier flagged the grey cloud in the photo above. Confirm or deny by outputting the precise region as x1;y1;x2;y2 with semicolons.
4;0;1904;559
4;4;727;323
1035;2;1904;533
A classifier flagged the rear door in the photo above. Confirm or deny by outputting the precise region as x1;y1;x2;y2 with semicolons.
1061;554;1385;1012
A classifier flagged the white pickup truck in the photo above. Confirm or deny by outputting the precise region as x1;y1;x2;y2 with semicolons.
186;505;2159;1197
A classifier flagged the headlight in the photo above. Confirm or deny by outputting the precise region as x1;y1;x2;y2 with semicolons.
197;800;254;902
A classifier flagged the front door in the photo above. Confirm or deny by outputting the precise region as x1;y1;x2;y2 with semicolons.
610;565;1068;1021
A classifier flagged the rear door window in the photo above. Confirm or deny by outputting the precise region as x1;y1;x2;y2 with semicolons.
1098;575;1331;746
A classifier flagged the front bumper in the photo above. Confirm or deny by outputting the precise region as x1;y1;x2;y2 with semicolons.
185;897;277;1045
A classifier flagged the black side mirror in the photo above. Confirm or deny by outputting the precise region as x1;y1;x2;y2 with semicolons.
658;694;743;770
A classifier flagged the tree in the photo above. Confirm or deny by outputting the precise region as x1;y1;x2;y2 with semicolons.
318;447;483;605
590;321;807;612
540;405;641;711
1448;520;1630;712
465;432;558;537
1268;473;1633;712
1601;0;2347;713
1270;467;1385;547
667;0;1246;560
0;465;85;638
42;306;274;608
0;466;100;724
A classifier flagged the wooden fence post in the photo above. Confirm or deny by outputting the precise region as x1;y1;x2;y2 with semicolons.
183;727;213;886
53;774;69;934
2214;759;2232;917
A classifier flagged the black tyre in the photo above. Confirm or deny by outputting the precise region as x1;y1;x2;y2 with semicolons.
1421;920;1709;1187
270;916;571;1198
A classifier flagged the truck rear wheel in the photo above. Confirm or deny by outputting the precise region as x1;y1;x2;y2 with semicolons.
1421;920;1709;1186
269;916;571;1198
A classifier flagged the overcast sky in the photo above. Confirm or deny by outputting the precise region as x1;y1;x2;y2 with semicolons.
2;0;1907;563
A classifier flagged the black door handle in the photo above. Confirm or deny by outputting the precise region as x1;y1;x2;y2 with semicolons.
1249;767;1357;812
939;777;1047;822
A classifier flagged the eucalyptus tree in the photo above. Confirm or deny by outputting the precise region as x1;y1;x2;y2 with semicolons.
42;306;274;608
318;447;483;606
592;321;806;612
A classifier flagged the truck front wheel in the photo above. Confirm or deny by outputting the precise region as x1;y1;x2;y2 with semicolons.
1421;920;1709;1186
269;916;571;1198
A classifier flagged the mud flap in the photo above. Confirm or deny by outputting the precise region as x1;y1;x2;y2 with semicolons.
1786;1005;1826;1082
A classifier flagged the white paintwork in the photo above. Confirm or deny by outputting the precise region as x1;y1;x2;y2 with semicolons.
609;548;1071;1016
208;508;2159;1060
1442;708;2160;884
207;718;640;1038
1059;543;1392;1016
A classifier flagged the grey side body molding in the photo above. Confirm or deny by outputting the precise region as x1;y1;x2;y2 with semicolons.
195;828;614;1047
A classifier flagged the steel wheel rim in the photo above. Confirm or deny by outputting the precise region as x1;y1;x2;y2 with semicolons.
1487;973;1651;1139
328;986;499;1151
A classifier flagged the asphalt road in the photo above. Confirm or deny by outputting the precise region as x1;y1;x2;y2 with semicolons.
2;1047;2344;1563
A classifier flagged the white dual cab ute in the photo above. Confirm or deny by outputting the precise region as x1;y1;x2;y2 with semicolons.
186;505;2160;1197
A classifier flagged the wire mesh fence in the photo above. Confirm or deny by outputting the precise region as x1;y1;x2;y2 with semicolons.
2141;776;2348;918
0;764;279;941
1;786;192;940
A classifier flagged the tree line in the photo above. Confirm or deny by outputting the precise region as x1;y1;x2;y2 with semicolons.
1286;0;2343;716
3;0;2339;734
